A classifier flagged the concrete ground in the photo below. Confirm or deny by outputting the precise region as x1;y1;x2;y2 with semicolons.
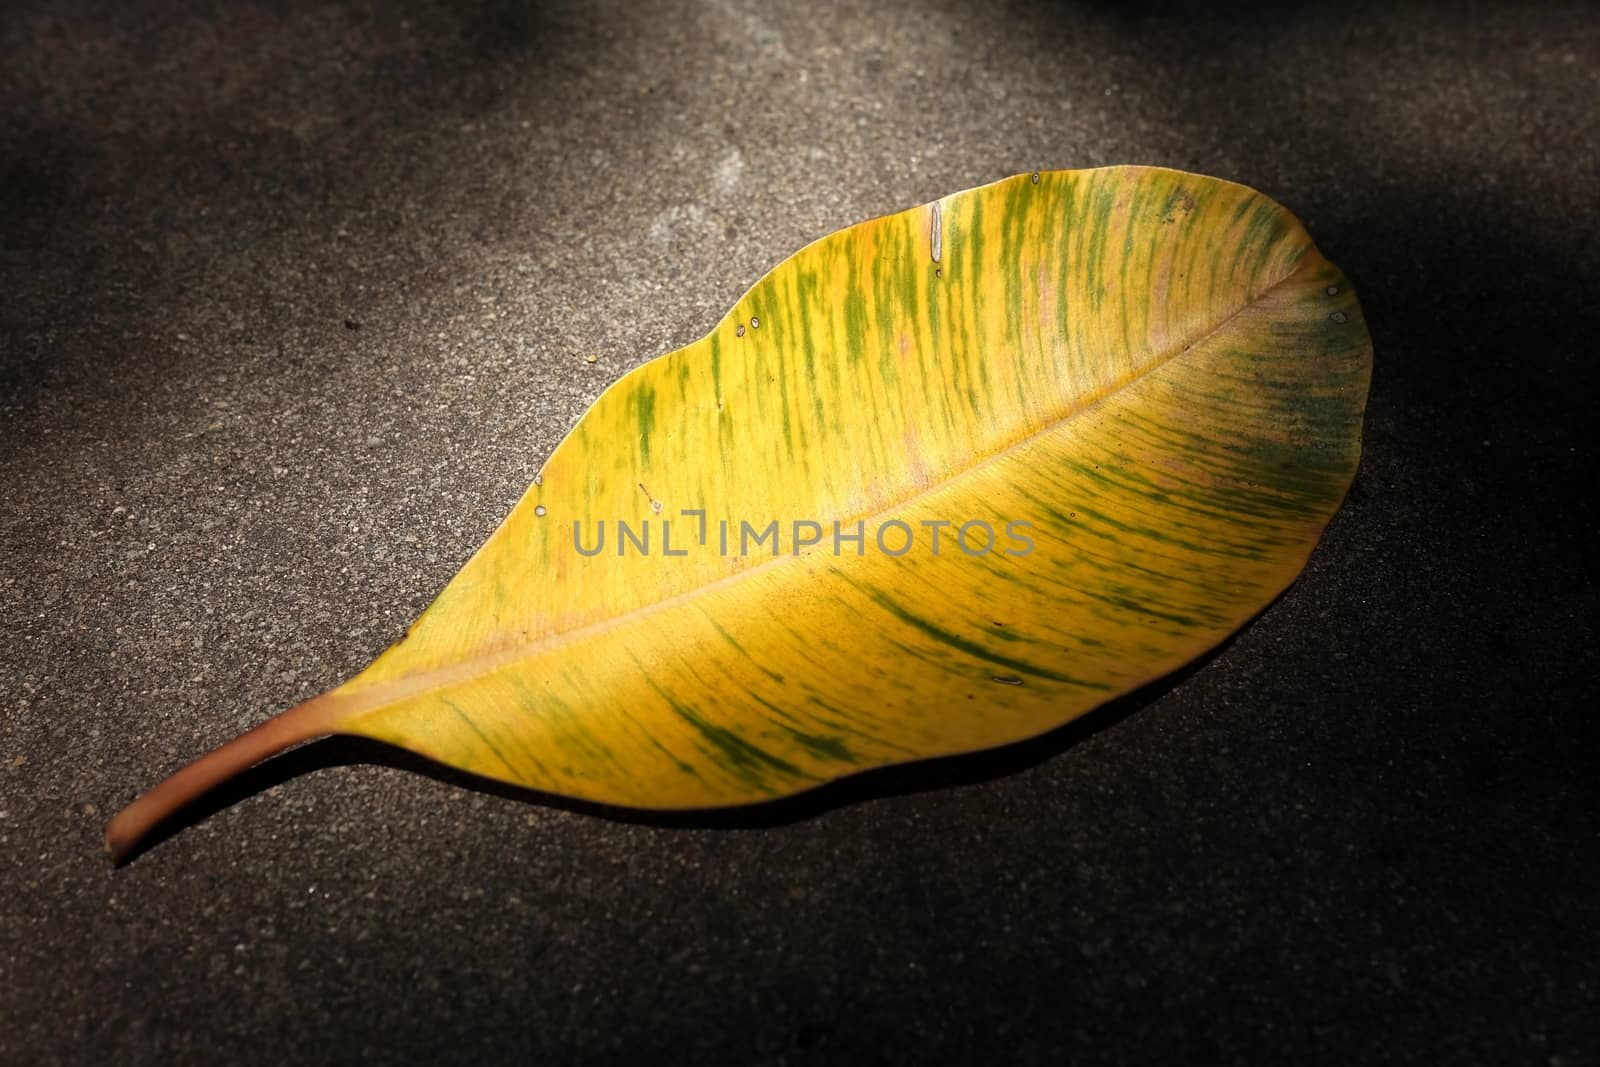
2;1;1595;1063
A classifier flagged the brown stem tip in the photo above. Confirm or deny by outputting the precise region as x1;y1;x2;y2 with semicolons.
104;693;342;863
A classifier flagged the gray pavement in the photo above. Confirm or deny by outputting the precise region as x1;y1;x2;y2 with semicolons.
3;1;1596;1063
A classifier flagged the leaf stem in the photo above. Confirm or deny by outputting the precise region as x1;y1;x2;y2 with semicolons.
103;693;343;863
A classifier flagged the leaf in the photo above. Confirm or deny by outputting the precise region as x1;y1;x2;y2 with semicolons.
105;166;1372;860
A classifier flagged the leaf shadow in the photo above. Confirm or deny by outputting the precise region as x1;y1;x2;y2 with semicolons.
115;632;1238;865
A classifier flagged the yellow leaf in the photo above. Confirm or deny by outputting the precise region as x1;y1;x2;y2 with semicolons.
105;166;1371;861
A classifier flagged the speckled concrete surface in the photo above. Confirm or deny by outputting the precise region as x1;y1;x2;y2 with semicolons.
2;1;1596;1063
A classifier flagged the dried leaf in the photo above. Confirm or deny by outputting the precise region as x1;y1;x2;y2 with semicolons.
106;167;1372;860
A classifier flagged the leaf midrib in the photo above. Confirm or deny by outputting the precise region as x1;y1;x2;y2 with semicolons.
335;236;1315;723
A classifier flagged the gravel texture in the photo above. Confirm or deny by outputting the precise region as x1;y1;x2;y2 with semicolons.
2;1;1596;1063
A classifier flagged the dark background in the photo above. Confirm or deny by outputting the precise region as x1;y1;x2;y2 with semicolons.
3;1;1595;1063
